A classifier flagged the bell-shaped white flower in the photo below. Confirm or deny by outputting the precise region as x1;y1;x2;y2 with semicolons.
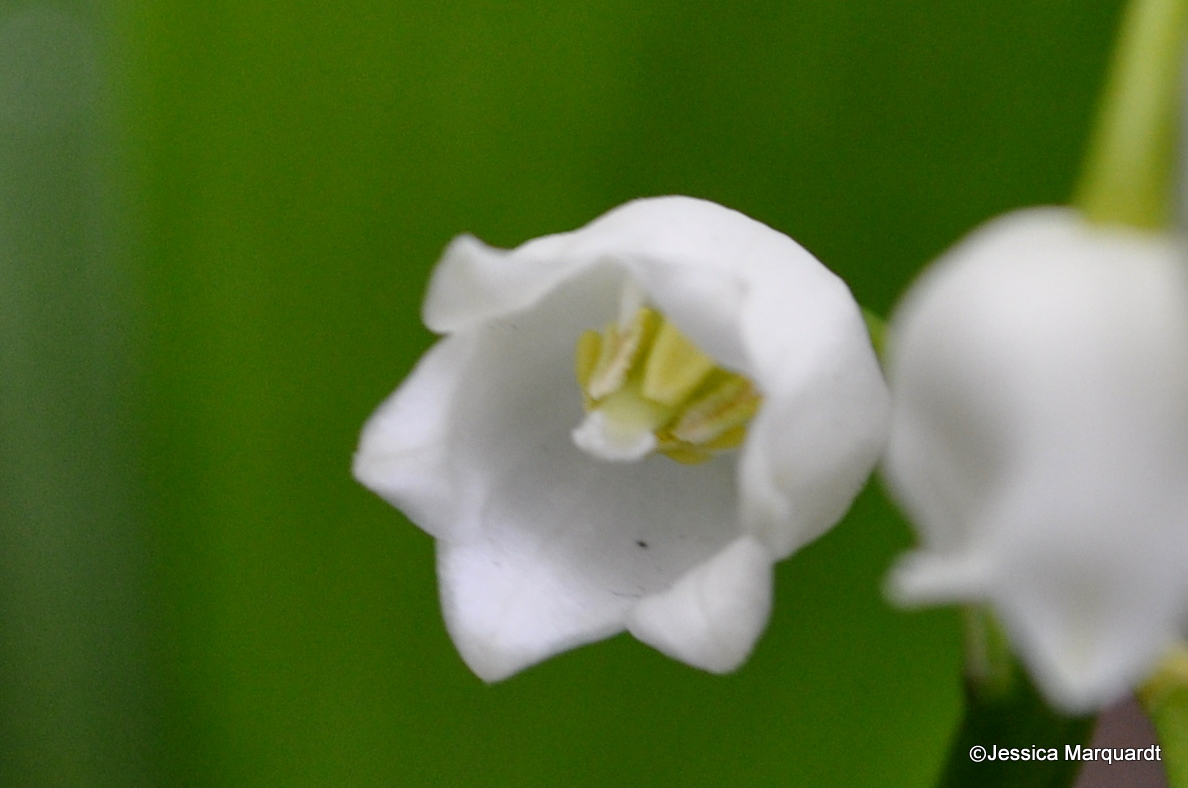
355;196;888;681
884;207;1188;712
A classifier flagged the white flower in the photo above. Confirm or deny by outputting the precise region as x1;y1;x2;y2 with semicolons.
354;196;888;681
884;207;1188;712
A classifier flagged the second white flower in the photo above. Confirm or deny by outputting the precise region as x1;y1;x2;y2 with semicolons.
884;207;1188;712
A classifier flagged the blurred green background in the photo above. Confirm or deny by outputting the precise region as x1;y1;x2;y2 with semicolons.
1;0;1125;784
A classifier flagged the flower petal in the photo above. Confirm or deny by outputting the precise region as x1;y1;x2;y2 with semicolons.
991;495;1188;711
427;196;846;368
437;533;631;682
423;233;594;334
738;276;890;556
352;334;480;540
627;535;774;673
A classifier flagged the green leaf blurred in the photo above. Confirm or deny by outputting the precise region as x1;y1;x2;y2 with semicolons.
2;0;1126;784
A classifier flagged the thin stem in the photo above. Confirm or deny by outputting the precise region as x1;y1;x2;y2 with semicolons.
1138;648;1188;787
1073;0;1188;229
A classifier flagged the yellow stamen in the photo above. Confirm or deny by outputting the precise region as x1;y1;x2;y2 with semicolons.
665;372;761;446
573;301;763;464
642;320;716;407
585;308;659;400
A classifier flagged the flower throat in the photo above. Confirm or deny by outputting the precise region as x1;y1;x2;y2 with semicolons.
571;300;761;464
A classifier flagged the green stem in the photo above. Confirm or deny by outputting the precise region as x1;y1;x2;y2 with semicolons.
932;609;1094;788
1139;649;1188;788
1073;0;1188;229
